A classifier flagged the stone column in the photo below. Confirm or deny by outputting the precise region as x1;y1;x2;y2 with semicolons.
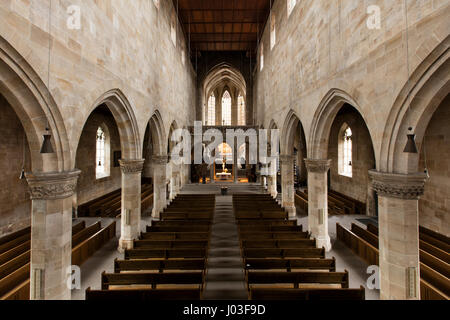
172;166;181;196
234;145;238;183
25;170;81;300
268;159;278;198
280;155;296;218
305;159;332;252
118;159;144;252
369;170;427;300
152;156;168;219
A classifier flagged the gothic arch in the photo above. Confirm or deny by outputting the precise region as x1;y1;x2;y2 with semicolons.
281;109;307;156
147;110;167;157
74;89;141;163
0;36;70;172
381;36;450;174
308;89;374;160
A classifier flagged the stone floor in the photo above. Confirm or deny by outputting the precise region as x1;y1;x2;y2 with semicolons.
71;183;380;300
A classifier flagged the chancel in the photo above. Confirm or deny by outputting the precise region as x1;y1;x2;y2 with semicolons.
0;0;448;303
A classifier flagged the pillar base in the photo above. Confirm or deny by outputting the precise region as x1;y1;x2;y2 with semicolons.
315;235;332;252
118;238;134;252
284;206;296;219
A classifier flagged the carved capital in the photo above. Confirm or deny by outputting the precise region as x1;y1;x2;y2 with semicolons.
152;155;169;165
369;170;427;200
119;159;145;174
25;170;81;200
304;159;332;173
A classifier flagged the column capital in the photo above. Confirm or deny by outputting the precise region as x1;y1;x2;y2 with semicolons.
151;155;169;165
25;170;81;200
279;154;295;163
369;170;427;200
119;159;145;174
304;159;332;173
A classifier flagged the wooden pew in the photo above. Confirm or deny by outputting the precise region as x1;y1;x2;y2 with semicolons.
244;258;336;273
241;239;316;249
125;248;207;260
0;263;29;299
239;231;309;240
243;248;326;259
86;287;201;300
246;270;349;289
140;232;210;241
101;271;204;290
146;225;211;233
0;233;30;255
0;227;31;247
237;220;297;226
250;286;365;300
114;258;206;273
336;223;379;266
133;239;209;249
72;221;116;266
72;221;102;247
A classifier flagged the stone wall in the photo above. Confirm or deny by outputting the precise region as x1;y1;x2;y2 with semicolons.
0;95;31;234
254;0;450;167
75;109;121;206
419;94;450;237
0;0;196;167
328;105;376;206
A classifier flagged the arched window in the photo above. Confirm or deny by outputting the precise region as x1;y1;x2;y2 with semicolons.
238;94;246;125
339;124;353;177
260;43;264;71
208;94;216;125
222;90;232;126
96;126;109;179
270;14;276;50
287;0;297;17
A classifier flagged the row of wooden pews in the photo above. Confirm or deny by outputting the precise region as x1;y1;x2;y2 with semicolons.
337;222;449;300
234;193;365;300
86;194;216;300
295;189;365;216
0;220;115;300
78;184;153;218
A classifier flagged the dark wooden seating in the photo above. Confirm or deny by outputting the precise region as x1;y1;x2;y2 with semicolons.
125;248;207;260
243;248;326;259
250;287;365;300
246;270;349;289
86;287;201;300
338;222;450;300
101;271;204;290
241;239;316;249
245;258;336;273
140;232;209;240
0;227;31;247
114;258;206;273
239;231;309;240
133;239;209;249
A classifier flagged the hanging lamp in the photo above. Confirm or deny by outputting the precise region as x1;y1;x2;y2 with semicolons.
40;0;54;154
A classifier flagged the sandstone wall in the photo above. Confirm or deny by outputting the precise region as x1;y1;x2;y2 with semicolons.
0;95;31;234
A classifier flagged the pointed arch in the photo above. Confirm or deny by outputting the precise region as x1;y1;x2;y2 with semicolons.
381;36;450;174
281;109;307;156
309;88;374;160
147;110;167;157
0;36;70;172
75;89;141;163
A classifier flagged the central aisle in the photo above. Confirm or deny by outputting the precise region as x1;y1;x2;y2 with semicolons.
202;195;248;300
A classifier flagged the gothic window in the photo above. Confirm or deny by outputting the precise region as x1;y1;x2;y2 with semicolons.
96;126;109;179
270;14;276;50
238;94;246;126
208;94;216;125
222;90;232;126
339;124;353;177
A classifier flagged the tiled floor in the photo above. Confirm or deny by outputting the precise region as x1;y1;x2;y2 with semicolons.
71;183;380;300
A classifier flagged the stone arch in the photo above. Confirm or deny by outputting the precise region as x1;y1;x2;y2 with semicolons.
167;120;179;155
281;109;307;156
74;89;141;164
147;110;167;157
308;88;374;160
382;36;450;174
0;36;70;172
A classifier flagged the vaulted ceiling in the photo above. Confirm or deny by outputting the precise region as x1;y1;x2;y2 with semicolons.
174;0;271;54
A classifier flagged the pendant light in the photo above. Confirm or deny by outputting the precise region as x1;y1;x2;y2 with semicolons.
403;0;418;154
40;0;54;154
